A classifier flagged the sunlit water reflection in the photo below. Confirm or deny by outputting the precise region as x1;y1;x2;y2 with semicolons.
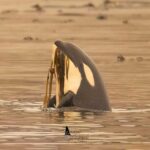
0;99;149;149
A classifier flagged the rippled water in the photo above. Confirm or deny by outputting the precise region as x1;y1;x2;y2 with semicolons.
0;99;149;150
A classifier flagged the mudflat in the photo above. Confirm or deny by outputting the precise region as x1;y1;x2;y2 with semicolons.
0;0;150;149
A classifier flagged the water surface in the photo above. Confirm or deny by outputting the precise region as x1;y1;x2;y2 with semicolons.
0;99;149;149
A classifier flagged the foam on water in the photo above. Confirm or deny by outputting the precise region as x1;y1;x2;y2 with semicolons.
0;99;41;113
112;108;150;113
1;99;150;114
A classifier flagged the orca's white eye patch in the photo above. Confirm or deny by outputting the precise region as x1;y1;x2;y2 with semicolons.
83;63;95;87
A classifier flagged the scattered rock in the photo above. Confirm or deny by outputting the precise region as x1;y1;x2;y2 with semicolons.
136;57;143;62
24;36;33;41
97;14;107;20
117;54;125;62
103;0;111;5
123;19;128;24
83;3;95;8
32;4;43;12
1;9;18;14
35;37;40;41
64;19;74;23
102;0;112;9
32;18;40;23
65;126;71;136
24;36;40;41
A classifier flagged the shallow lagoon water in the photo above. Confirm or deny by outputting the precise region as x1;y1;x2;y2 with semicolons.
0;99;149;150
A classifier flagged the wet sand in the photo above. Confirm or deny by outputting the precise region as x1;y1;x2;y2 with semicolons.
0;0;150;149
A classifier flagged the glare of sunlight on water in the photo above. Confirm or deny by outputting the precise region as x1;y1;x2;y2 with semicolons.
112;108;150;113
0;99;149;149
